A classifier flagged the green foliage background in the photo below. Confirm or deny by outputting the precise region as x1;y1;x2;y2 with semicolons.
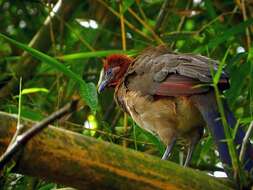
0;0;252;189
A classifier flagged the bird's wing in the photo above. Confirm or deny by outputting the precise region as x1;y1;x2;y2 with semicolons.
125;46;228;96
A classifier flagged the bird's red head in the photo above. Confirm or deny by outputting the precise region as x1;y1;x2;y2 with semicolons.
97;54;133;92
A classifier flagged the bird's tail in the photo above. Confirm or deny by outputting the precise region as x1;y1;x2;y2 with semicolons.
191;92;253;174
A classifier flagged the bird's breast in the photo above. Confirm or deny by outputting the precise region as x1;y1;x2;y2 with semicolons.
116;87;205;145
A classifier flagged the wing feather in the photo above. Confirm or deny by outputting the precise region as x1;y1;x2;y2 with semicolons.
125;46;229;97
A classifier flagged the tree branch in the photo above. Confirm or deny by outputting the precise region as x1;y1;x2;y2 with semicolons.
0;112;234;190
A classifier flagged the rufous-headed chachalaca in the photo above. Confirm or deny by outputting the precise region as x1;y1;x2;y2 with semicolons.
97;45;253;175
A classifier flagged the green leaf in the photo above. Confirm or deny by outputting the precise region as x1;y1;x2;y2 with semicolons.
122;0;135;13
0;41;12;56
38;183;57;190
0;33;98;112
213;47;230;84
21;87;49;95
6;105;44;121
204;0;217;19
197;136;213;165
240;117;253;125
134;123;165;156
79;82;98;114
227;53;250;105
58;49;138;61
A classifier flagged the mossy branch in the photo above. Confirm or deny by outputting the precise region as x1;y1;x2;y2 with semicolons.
0;112;235;190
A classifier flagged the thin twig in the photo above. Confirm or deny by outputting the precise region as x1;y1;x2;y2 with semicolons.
128;7;164;45
49;4;57;55
44;2;95;52
170;0;191;49
123;112;128;147
120;3;127;51
241;0;251;50
63;121;154;145
119;2;129;148
96;0;153;42
135;1;148;23
7;78;24;152
154;0;170;33
0;100;78;170
161;11;238;39
198;10;238;34
239;121;253;162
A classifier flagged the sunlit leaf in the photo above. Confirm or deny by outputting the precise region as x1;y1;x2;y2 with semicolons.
21;88;49;95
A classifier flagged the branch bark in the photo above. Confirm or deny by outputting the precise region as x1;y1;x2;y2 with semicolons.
0;112;234;190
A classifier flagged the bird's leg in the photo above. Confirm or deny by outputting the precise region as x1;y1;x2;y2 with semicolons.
183;128;203;167
184;142;195;167
162;137;176;160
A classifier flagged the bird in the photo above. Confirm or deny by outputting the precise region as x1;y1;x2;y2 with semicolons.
97;45;253;175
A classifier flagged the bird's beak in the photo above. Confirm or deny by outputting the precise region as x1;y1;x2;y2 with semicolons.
97;69;108;93
98;80;109;93
97;66;120;93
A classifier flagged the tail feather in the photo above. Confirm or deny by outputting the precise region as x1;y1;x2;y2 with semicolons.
191;92;253;174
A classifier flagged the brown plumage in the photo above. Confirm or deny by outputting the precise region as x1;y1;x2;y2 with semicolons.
98;45;229;166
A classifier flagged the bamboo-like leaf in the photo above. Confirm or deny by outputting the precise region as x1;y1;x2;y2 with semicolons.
213;47;230;84
0;33;98;113
58;49;138;61
21;88;49;95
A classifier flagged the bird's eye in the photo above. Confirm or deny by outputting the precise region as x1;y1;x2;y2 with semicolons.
107;68;113;76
